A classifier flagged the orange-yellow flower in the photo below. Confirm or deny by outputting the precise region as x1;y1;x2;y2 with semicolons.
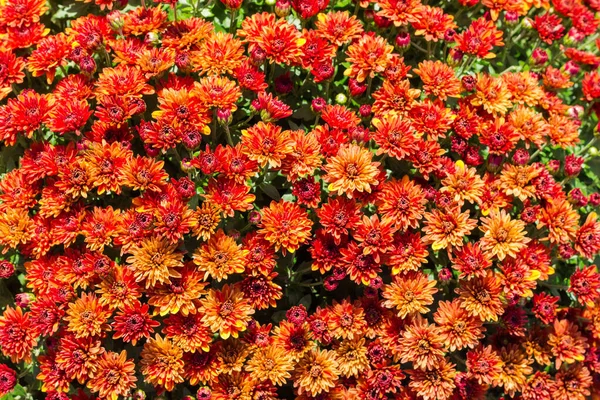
64;293;111;339
470;74;512;115
293;349;340;397
441;160;485;206
479;209;530;261
140;335;185;392
434;299;485;352
241;122;295;168
456;273;505;322
87;351;137;400
423;206;478;251
538;198;580;244
499;164;542;201
408;358;456;400
323;144;381;198
126;236;183;288
258;200;313;254
414;60;461;100
548;319;588;369
193;229;248;282
344;34;393;83
245;345;294;386
192;31;244;76
382;271;438;318
199;284;255;339
399;317;445;370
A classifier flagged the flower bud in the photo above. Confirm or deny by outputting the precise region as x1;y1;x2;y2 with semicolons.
197;387;212;400
486;154;504;172
15;293;32;308
438;268;453;282
248;210;262;225
250;46;267;66
461;74;477;91
359;104;372;117
564;60;580;75
0;260;14;279
311;97;326;113
589;192;600;206
79;56;97;75
349;78;367;97
531;48;548;65
512;148;530;165
547;159;560;174
335;93;348;105
444;28;456;42
216;108;232;125
144;32;160;47
373;13;391;28
504;11;519;24
564;154;584;176
107;10;124;31
275;0;290;17
395;32;411;49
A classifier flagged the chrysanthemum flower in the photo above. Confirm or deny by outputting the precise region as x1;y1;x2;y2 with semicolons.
147;266;205;316
280;130;322;181
423;206;477;251
454;17;504;59
548;319;588;369
0;208;33;252
323;144;381;198
243;232;278;276
202;177;256;217
26;33;71;84
388;232;429;274
375;0;422;26
471;74;512;114
546;114;580;149
192;31;244;75
126;236;183;288
241;272;283;310
258;200;313;254
190;202;221;242
408;357;456;400
412;6;456;42
0;364;17;396
245;345;294;386
111;302;160;345
441;160;484;206
37;351;71;394
499;163;541;201
315;11;364;46
0;306;37;363
452;241;492;280
344;34;393;83
200;284;255;339
569;265;600;307
537;198;580;244
293;349;340;397
434;299;485;352
553;364;593;400
87;351;137;400
238;13;305;65
273;320;313;361
193;229;247;282
64;292;111;338
372;114;417;160
479;209;530;261
494;344;533;397
502;71;545;106
334;337;369;378
140;335;185;392
414;60;461;100
241;122;295;168
94;65;155;103
376;176;427;232
508;106;547;148
333;239;373;283
466;345;503;385
317;197;361;244
96;265;141;311
372;78;421;116
398;317;445;370
575;212;600;260
456;273;504;322
327;299;367;340
163;312;212;353
382;271;438;318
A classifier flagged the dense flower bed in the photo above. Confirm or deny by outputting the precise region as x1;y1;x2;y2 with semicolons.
0;0;600;398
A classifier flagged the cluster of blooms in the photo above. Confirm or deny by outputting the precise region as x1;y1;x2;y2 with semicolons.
1;0;600;398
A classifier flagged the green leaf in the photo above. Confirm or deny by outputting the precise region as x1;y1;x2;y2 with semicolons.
259;183;280;200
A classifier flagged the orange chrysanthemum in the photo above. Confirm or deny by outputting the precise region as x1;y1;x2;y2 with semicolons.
441;161;485;205
241;122;295;168
344;34;393;83
258;200;313;254
192;31;244;75
414;60;461;100
0;306;37;363
315;11;364;46
456;273;505;322
126;236;183;288
423;206;478;251
293;349;340;397
548;319;588;369
479;209;530;260
434;299;485;352
64;293;111;339
382;271;438;318
193;229;248;282
538;198;580;244
87;351;137;400
408;358;456;400
199;284;255;339
245;345;294;386
471;74;512;115
140;335;185;392
323;144;381;198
